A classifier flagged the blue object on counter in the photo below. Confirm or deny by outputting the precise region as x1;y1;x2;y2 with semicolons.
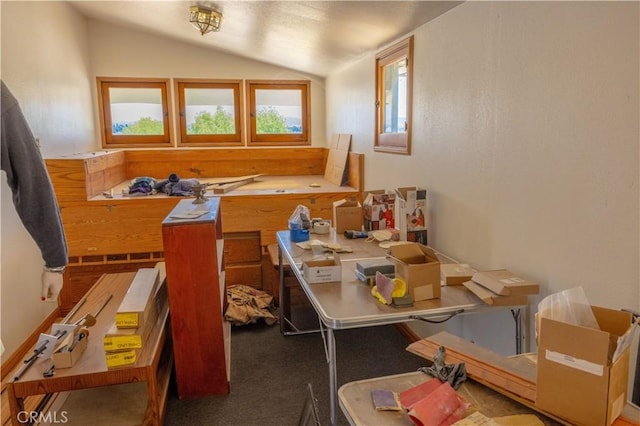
289;222;310;242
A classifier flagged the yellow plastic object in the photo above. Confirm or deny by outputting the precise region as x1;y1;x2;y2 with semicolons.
371;286;389;304
372;278;407;305
391;278;407;298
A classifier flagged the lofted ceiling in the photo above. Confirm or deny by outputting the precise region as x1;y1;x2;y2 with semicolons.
69;1;462;78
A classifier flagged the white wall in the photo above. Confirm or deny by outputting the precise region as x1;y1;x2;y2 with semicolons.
0;3;328;362
327;1;639;354
0;1;96;361
1;0;637;360
87;20;327;146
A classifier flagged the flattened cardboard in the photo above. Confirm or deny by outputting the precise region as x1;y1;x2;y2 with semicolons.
390;243;440;301
471;269;539;296
333;198;363;234
462;280;529;306
324;133;351;186
440;263;474;286
536;306;633;426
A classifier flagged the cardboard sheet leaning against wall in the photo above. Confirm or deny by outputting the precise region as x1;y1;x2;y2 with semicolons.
324;133;351;186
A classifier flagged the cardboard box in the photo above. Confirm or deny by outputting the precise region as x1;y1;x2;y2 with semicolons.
440;263;474;286
471;269;539;296
536;306;633;426
462;280;529;306
52;334;88;369
333;198;363;234
363;190;395;231
115;268;160;329
303;258;341;283
106;277;167;351
104;289;168;352
395;187;427;244
105;349;139;369
390;243;440;301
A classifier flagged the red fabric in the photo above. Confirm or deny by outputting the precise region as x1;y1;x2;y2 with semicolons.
407;382;467;426
399;378;442;410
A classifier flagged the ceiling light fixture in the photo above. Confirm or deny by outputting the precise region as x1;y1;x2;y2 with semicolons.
189;5;223;36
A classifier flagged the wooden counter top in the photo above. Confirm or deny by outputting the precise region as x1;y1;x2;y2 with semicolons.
90;175;357;201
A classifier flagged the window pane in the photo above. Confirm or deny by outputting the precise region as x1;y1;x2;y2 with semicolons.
109;88;164;135
255;89;302;134
185;88;236;135
383;58;407;134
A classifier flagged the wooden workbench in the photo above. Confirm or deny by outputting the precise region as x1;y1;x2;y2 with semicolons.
45;148;364;315
5;270;172;426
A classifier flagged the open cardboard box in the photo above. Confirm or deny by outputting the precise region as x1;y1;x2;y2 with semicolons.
53;334;88;369
390;243;440;301
303;256;341;284
333;198;363;234
536;305;633;426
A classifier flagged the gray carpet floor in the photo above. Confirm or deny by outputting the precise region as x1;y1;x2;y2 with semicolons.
164;318;427;426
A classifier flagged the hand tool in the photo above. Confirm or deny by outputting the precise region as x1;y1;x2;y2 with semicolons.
14;344;50;381
15;294;112;381
23;297;87;366
40;294;112;378
68;328;89;352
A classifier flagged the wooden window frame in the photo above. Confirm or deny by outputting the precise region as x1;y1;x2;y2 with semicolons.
175;79;244;147
97;77;173;148
246;80;311;146
374;36;413;155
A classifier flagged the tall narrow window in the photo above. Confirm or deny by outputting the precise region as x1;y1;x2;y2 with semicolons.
375;36;413;155
247;80;310;146
175;79;243;146
97;77;172;147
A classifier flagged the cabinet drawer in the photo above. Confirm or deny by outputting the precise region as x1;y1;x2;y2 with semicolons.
223;232;261;264
225;264;263;288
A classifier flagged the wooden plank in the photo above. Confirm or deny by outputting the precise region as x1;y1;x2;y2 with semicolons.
408;339;536;402
406;332;536;401
406;332;575;426
347;152;365;194
212;174;262;194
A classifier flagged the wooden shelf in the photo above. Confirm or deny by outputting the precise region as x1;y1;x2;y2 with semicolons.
162;197;230;398
5;270;172;426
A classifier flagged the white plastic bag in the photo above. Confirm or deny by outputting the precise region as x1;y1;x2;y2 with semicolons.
537;286;599;330
288;205;310;230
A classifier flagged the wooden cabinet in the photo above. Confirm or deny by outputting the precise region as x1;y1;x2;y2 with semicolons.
224;231;263;289
161;197;230;398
